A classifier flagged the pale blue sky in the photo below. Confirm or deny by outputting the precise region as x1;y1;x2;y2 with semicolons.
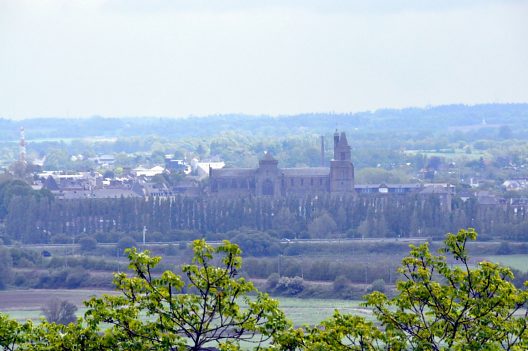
1;0;527;119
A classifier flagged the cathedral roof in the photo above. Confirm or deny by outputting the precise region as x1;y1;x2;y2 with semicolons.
262;151;276;161
282;167;330;177
212;168;255;177
337;132;349;147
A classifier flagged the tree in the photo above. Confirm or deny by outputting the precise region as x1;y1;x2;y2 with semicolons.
230;230;281;256
116;236;137;255
333;275;350;293
498;125;513;139
366;228;528;350
0;312;109;351
368;278;385;293
277;228;528;350
84;240;290;351
307;212;337;238
78;236;97;253
41;298;78;325
0;246;12;289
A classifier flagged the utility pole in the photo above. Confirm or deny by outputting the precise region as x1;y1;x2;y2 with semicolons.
143;226;147;246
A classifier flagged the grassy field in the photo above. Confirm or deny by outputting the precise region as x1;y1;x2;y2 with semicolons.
484;255;528;272
0;289;115;322
276;297;367;326
0;289;365;326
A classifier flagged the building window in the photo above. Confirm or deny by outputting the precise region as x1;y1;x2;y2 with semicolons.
291;179;294;186
262;179;274;196
341;152;346;160
310;178;314;186
319;178;323;185
301;179;304;186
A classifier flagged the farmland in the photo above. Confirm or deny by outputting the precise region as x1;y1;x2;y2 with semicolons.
0;289;365;326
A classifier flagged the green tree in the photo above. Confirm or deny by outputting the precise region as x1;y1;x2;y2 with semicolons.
366;228;528;350
274;228;528;350
84;240;290;351
0;313;110;351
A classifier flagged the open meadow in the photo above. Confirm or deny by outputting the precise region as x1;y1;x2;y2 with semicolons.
0;289;365;326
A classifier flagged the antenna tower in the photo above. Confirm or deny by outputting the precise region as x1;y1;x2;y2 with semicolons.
19;127;27;164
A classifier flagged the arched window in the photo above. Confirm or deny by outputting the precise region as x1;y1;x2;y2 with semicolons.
262;179;274;196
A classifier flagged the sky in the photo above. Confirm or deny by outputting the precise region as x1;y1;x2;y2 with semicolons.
0;0;527;119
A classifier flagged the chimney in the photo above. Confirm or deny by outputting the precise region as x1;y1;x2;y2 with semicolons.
320;136;325;167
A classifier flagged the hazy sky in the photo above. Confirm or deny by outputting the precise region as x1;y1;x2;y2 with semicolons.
1;0;527;119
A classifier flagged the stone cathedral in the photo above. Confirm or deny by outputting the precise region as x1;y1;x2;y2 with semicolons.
209;131;354;196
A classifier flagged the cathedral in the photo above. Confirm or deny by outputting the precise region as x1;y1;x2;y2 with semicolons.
209;131;355;196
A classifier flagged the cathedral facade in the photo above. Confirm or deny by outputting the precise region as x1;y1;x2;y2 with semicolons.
209;131;354;196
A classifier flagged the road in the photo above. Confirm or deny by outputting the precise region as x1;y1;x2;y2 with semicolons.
3;237;434;250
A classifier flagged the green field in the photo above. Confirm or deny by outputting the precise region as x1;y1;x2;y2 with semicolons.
0;289;365;327
276;297;367;326
484;255;528;272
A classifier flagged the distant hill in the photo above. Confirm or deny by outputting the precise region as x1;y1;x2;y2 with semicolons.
1;103;528;141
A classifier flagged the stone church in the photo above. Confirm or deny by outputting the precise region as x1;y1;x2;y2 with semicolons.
209;131;354;196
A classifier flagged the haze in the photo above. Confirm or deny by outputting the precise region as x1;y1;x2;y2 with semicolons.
0;0;527;119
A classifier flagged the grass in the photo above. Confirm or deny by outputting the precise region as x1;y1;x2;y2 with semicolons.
484;254;528;272
3;308;88;322
274;297;368;326
0;289;366;327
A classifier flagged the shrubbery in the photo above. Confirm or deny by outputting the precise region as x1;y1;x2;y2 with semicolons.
274;276;305;296
368;278;386;293
34;268;90;289
78;236;97;253
333;275;351;292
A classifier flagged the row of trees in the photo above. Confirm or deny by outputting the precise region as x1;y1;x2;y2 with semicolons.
4;187;528;244
0;229;527;350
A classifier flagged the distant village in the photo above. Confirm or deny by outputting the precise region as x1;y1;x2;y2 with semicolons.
3;129;528;209
27;156;528;213
32;155;222;199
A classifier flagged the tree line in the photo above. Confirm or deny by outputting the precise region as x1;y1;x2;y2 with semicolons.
2;189;528;245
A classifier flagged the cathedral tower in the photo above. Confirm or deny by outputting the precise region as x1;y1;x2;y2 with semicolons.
330;131;355;193
256;151;280;196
